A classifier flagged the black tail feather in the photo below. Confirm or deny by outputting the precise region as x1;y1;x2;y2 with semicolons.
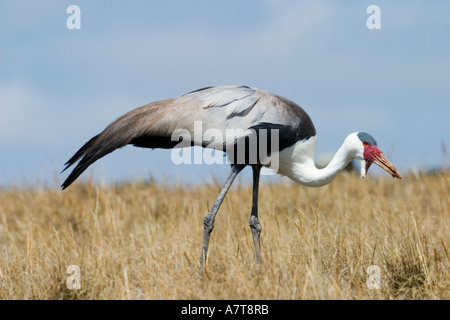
61;134;108;190
61;134;100;174
61;131;133;189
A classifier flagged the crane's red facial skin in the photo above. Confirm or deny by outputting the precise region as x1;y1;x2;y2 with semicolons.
363;143;402;179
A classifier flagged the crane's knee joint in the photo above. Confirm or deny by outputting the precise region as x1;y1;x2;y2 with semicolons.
203;216;214;233
249;216;262;233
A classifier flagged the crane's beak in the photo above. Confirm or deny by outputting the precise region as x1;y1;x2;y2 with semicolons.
366;152;402;179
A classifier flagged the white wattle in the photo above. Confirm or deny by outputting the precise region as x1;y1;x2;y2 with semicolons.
271;133;363;187
360;159;366;179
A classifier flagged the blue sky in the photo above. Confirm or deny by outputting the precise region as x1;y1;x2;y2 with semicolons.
1;1;449;188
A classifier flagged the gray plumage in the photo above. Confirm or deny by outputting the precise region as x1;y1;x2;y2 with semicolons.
61;85;315;189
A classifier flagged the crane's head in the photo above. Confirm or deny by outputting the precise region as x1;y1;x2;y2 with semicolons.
352;132;402;179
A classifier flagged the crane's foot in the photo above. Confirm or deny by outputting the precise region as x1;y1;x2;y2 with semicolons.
199;215;214;270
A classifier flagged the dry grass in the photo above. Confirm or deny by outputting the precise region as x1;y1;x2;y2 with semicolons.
0;170;449;299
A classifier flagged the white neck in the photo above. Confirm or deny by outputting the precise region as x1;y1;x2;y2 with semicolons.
274;136;358;187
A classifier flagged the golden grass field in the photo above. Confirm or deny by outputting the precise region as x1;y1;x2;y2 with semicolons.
0;170;449;300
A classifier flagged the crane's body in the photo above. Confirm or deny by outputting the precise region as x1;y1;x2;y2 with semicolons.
62;85;317;188
62;85;401;267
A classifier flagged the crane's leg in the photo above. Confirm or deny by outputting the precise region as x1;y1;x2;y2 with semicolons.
249;164;262;265
200;164;245;269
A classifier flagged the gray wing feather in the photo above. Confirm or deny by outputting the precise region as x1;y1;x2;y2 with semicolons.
61;85;315;188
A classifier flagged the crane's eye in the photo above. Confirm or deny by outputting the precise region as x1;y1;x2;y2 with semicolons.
363;142;368;147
